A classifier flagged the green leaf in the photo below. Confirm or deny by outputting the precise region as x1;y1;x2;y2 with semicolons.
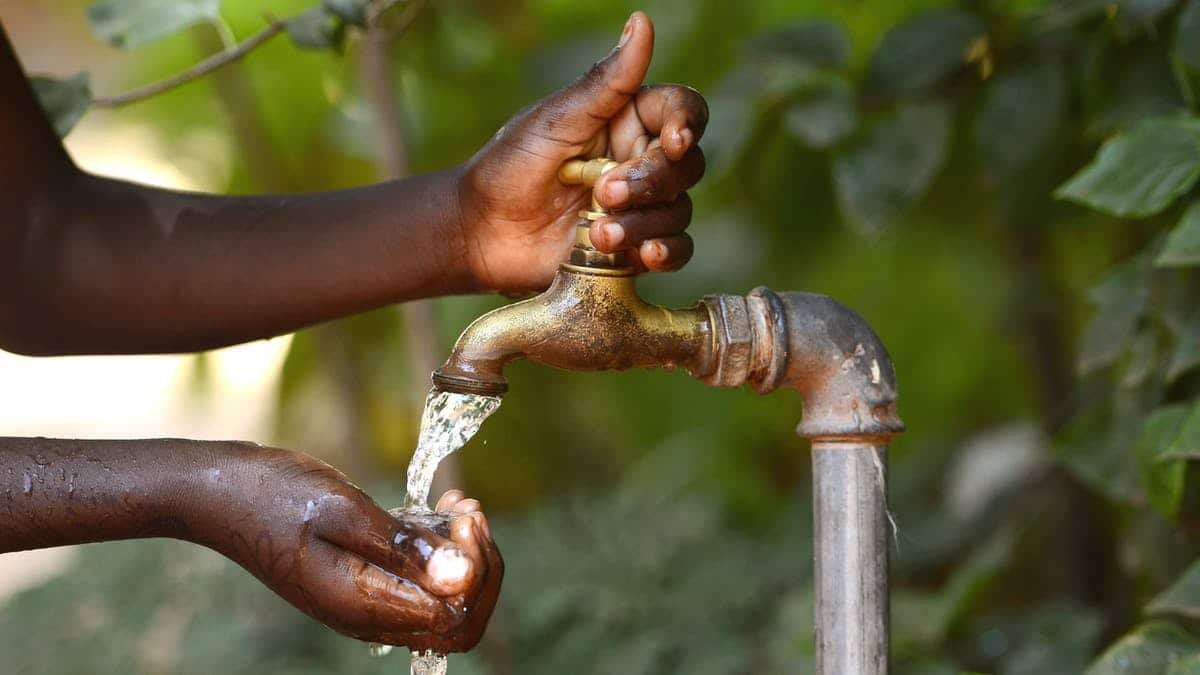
1122;329;1159;388
323;0;369;28
1115;0;1179;35
1137;403;1196;518
1168;310;1200;382
782;75;857;149
1056;417;1145;504
1179;0;1200;71
29;73;91;138
703;65;760;178
1169;653;1200;675
1090;56;1189;137
1086;621;1200;675
1077;259;1149;375
87;0;221;49
285;8;346;51
1056;117;1200;218
832;101;951;235
1156;400;1200;461
974;62;1067;179
1004;603;1106;675
1150;559;1200;620
864;8;986;98
1158;201;1200;267
745;20;851;70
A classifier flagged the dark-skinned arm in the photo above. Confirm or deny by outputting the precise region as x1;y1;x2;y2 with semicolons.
0;437;502;652
0;12;709;355
0;27;472;356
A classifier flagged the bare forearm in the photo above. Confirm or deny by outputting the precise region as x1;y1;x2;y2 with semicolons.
1;167;473;355
0;437;214;552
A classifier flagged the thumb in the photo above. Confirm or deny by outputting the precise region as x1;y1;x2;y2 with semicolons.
534;11;654;147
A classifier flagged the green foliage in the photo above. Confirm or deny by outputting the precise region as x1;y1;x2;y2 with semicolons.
781;74;857;149
29;73;91;138
1078;259;1150;375
1086;622;1200;675
322;0;370;28
1137;404;1193;517
1179;0;1200;70
1150;558;1200;619
863;8;985;98
87;0;221;49
1158;201;1200;267
1056;117;1200;218
285;8;347;52
832;101;950;234
974;63;1067;181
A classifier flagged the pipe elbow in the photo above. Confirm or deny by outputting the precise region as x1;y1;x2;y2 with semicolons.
770;291;904;440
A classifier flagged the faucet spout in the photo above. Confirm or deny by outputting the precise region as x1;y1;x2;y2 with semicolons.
432;264;714;396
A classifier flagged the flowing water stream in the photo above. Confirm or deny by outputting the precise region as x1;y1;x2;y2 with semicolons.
369;389;502;675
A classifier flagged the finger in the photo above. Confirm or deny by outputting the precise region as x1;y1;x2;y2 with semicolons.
435;489;465;511
452;498;481;515
588;194;692;252
298;539;459;649
470;508;493;541
638;234;694;272
528;11;654;148
634;84;709;160
311;495;459;592
442;512;503;652
595;145;705;210
607;103;646;161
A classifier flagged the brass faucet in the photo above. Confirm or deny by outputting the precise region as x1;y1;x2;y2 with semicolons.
432;155;905;674
432;156;902;440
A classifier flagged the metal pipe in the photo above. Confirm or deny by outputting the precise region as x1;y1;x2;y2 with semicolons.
813;441;890;674
431;157;903;673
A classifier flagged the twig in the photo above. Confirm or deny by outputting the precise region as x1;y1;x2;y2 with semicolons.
91;19;288;108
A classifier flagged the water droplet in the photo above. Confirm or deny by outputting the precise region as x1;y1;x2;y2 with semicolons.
22;473;32;494
368;642;392;657
302;500;317;522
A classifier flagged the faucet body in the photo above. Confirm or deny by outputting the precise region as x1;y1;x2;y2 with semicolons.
432;264;712;396
432;156;903;674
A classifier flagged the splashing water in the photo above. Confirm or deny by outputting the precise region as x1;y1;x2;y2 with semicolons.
410;649;449;675
368;388;502;672
404;389;502;510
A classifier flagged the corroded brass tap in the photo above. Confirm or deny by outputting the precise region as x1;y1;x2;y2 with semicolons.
433;158;905;675
433;157;717;396
432;156;903;440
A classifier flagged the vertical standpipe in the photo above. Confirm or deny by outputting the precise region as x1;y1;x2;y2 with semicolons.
708;289;903;674
812;441;890;673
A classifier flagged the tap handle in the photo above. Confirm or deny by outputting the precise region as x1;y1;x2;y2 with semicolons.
558;157;619;189
558;157;634;271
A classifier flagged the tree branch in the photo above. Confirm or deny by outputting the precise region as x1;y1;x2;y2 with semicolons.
91;19;288;109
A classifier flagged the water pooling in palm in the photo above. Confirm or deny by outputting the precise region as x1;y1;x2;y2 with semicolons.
369;390;502;674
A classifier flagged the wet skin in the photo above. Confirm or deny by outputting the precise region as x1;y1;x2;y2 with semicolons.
0;438;501;653
0;10;705;652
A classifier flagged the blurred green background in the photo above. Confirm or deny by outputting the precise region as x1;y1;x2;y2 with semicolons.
3;0;1200;673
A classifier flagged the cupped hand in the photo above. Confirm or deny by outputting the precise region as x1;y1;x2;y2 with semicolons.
193;444;502;653
456;11;708;295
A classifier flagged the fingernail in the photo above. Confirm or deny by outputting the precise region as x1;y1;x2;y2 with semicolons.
651;240;667;261
428;548;469;585
602;222;624;247
679;128;693;149
606;180;629;205
619;15;634;46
